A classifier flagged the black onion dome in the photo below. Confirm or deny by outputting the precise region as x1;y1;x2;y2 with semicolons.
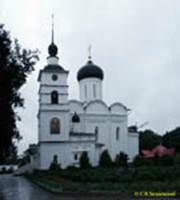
72;113;80;123
77;60;104;81
48;42;58;57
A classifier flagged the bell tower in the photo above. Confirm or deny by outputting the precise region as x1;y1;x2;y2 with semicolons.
38;16;70;143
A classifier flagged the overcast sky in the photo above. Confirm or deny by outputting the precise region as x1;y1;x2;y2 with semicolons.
1;0;180;154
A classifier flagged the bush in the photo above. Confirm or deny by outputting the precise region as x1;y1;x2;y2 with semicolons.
175;154;180;166
1;167;6;173
7;167;14;173
49;155;61;171
99;150;112;168
79;151;91;169
66;166;77;170
115;152;128;167
153;153;160;165
159;155;174;166
133;155;144;167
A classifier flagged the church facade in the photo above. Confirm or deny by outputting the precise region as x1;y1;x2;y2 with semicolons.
37;37;139;169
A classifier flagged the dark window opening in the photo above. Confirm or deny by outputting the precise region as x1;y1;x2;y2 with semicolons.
84;85;87;98
95;126;98;141
116;127;120;141
74;154;78;160
93;84;96;98
50;118;60;134
51;91;58;104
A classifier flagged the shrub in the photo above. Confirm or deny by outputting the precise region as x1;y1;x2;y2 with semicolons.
175;154;180;166
159;155;174;166
49;155;61;171
79;151;91;169
115;152;128;167
7;167;14;173
1;167;6;173
133;155;144;167
99;150;112;167
153;153;161;165
66;166;77;170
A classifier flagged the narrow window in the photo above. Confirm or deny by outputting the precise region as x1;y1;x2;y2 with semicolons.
50;118;60;134
93;84;96;98
95;126;98;141
116;127;120;141
84;85;87;99
74;154;78;161
51;91;58;104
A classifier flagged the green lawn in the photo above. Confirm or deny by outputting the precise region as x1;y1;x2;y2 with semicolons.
25;166;180;193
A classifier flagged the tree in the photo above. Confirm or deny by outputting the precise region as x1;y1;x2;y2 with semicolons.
115;152;128;167
79;151;91;168
0;24;39;163
139;129;162;151
49;155;61;171
162;127;180;153
175;154;180;166
99;149;112;167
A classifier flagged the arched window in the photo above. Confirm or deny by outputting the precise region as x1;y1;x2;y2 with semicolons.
50;118;60;134
84;85;87;99
95;126;99;141
74;153;78;161
51;91;58;104
93;84;96;98
116;127;120;141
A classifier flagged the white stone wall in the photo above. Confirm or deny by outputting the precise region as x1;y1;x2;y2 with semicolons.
128;132;139;161
39;141;97;169
0;165;18;171
40;72;68;86
79;78;102;102
69;99;129;161
39;110;70;142
39;72;69;104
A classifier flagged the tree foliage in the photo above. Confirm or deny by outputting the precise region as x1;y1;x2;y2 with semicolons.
49;155;61;171
139;129;162;151
115;151;128;167
99;149;112;167
175;154;180;166
162;127;180;153
79;151;91;168
0;24;39;162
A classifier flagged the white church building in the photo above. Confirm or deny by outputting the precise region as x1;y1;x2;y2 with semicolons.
35;31;139;170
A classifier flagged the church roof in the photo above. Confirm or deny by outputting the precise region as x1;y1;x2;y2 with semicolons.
77;60;104;81
141;145;176;158
72;112;80;123
43;64;68;73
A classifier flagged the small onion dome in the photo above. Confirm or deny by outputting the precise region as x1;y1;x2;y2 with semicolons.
48;42;58;57
77;60;104;81
72;112;80;123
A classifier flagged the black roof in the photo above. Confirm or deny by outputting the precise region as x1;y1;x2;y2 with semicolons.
38;64;69;81
44;64;67;73
72;113;80;123
77;60;104;81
